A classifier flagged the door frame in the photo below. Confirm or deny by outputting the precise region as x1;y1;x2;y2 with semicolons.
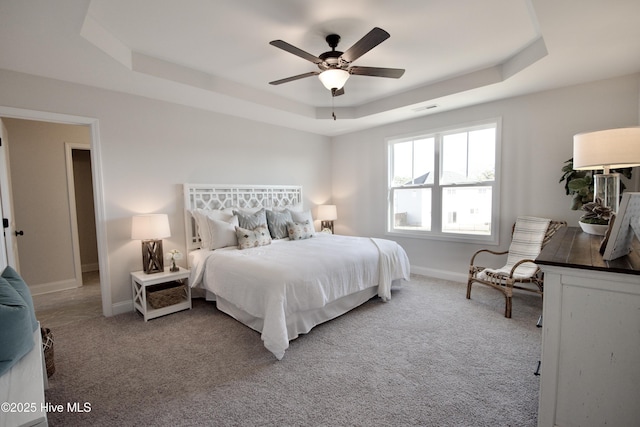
0;119;18;270
0;106;112;316
65;142;90;288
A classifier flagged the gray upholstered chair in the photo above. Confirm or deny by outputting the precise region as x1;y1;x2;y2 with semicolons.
467;217;567;318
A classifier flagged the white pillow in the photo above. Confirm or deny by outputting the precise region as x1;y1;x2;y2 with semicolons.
191;209;234;249
206;215;239;249
289;209;315;235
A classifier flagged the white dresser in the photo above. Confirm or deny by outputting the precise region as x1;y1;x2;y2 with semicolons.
0;325;48;427
536;227;640;427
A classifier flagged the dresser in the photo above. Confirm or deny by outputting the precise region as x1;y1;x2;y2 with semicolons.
535;226;640;427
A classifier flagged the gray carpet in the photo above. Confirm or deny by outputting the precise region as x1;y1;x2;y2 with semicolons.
43;275;541;426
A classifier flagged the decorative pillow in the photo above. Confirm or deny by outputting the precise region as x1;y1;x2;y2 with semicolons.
288;220;315;240
192;209;234;249
274;203;303;213
233;207;262;214
2;266;38;332
266;209;293;239
234;208;267;230
289;210;315;235
206;215;239;249
0;277;35;376
235;225;272;250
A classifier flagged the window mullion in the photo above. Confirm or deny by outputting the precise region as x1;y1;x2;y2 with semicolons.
433;134;442;233
466;131;470;180
411;140;415;182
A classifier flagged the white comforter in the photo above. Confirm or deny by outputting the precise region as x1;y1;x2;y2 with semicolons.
189;233;410;359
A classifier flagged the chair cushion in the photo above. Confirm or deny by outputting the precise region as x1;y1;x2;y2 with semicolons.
0;277;35;376
479;216;550;279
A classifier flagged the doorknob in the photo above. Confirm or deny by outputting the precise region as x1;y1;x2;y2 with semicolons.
15;230;24;236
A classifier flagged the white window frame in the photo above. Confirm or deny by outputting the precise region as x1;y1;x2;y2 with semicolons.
386;118;502;244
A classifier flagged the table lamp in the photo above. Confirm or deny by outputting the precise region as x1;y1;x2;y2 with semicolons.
317;205;337;234
573;127;640;213
131;214;171;274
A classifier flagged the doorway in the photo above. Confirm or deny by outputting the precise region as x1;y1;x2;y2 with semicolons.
67;144;99;283
0;106;111;317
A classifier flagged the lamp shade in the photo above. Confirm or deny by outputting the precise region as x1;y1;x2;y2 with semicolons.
317;205;338;221
318;69;350;90
131;214;171;240
573;127;640;171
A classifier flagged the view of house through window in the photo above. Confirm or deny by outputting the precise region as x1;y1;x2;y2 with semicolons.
388;120;500;242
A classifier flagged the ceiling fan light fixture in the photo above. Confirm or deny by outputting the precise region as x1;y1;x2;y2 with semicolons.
318;69;350;90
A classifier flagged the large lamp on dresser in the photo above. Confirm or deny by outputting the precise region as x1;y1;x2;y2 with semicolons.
131;214;171;274
573;127;640;213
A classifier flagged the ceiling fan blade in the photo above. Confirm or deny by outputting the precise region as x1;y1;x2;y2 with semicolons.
340;27;390;63
349;66;405;78
269;40;323;64
269;71;319;85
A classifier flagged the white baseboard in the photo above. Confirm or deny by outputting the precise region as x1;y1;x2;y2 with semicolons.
111;300;134;316
410;265;467;283
81;262;99;273
29;279;79;296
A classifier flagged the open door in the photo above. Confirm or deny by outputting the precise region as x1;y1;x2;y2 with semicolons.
0;118;20;271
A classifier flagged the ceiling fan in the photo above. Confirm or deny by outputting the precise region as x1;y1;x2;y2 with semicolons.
269;27;405;97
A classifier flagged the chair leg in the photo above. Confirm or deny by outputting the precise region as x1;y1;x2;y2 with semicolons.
466;280;472;299
505;295;512;318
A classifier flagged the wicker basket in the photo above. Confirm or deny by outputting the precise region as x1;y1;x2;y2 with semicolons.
146;281;187;309
41;327;55;378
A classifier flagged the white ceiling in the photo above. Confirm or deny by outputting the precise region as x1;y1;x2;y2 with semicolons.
1;0;639;136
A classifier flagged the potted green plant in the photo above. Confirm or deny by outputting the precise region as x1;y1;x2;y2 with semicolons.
559;159;594;210
578;198;612;235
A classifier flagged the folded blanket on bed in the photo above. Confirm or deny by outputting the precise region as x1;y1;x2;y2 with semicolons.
371;237;410;301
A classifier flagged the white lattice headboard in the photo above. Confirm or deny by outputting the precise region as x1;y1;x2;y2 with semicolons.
183;184;303;251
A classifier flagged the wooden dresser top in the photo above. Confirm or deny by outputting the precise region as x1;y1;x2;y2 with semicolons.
536;226;640;275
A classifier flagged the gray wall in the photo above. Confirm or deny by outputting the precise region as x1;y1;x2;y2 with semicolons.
0;66;638;310
331;73;640;281
0;68;332;310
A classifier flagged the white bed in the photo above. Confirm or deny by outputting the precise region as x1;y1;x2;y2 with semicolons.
184;184;410;359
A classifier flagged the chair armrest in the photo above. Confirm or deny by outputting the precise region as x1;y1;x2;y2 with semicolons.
508;259;540;277
470;249;508;265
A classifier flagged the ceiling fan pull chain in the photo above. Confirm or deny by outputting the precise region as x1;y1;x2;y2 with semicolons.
331;90;337;120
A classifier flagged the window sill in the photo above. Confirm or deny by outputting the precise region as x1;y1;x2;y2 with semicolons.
386;230;499;245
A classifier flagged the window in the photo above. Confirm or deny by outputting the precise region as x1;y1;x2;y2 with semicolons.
387;119;500;243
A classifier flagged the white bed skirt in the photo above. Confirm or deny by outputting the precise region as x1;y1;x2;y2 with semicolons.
213;283;394;357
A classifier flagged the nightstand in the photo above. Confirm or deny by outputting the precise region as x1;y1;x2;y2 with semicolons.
131;267;191;321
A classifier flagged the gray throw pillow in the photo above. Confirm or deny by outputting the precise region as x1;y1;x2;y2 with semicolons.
233;208;267;230
266;209;293;239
